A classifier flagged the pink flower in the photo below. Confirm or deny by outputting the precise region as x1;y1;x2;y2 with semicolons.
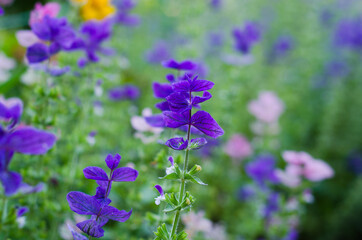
304;158;334;181
277;151;334;188
29;2;60;26
248;91;285;123
224;134;252;160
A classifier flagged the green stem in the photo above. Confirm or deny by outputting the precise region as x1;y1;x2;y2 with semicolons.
170;109;192;237
1;197;8;225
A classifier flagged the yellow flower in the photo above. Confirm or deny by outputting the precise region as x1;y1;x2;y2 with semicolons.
80;0;116;21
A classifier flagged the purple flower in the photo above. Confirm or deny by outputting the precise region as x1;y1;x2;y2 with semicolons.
108;85;140;101
26;16;76;63
67;153;138;238
162;59;197;71
347;151;362;175
210;0;222;9
237;185;255;201
72;19;114;67
154;185;165;205
282;229;298;240
334;16;362;50
0;97;56;196
245;155;279;188
232;21;261;54
264;192;279;220
165;137;188;150
145;41;171;64
0;6;4;16
114;0;141;26
16;206;29;218
268;35;294;62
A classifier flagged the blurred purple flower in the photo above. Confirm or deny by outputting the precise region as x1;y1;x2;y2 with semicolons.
26;16;76;63
334;16;362;50
114;0;140;26
29;2;60;26
208;32;224;48
145;41;171;64
73;19;114;67
199;138;219;158
268;35;294;62
108;85;140;101
282;228;298;240
0;6;4;15
237;185;255;201
210;0;222;9
232;21;261;54
0;97;56;196
347;151;362;175
324;61;349;78
245;155;279;188
162;59;197;71
264;192;279;220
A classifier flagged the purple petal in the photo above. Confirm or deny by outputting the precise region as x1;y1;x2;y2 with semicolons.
0;171;22;196
83;167;108;181
162;59;196;70
166;74;175;82
191;111;224;138
76;219;104;238
165;137;188;150
192;92;212;105
111;167;138;182
152;82;173;98
16;206;29;217
145;114;165;127
31;21;51;41
100;206;132;222
48;42;61;55
189;79;214;92
163;111;190;128
108;85;140;101
168;156;174;166
105;154;121;170
67;224;88;240
155;101;170;111
4;127;56;154
154;185;164;195
26;43;49;63
0;7;4;16
66;191;100;215
166;92;191;113
189;138;208;150
17;182;44;194
94;180;112;200
0;97;23;123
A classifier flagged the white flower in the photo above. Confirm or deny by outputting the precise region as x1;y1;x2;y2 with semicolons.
154;195;165;205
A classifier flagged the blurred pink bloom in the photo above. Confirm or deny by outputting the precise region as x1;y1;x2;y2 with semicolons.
304;158;334;181
29;2;60;26
248;91;285;123
277;151;334;188
16;30;39;47
224;134;252;160
0;0;14;6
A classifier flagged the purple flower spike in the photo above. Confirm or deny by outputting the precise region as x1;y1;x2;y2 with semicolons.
0;7;4;16
111;167;138;182
105;154;121;170
168;156;174;166
162;59;196;71
189;138;208;150
165;137;188;150
108;85;140;101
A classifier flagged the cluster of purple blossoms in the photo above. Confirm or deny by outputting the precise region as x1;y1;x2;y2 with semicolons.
268;35;294;63
113;0;141;27
26;16;77;64
245;154;279;189
67;154;138;238
334;16;362;50
0;97;56;196
232;21;261;54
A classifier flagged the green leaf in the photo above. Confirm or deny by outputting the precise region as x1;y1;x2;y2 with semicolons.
159;173;179;180
154;223;171;240
184;173;207;185
174;230;189;240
